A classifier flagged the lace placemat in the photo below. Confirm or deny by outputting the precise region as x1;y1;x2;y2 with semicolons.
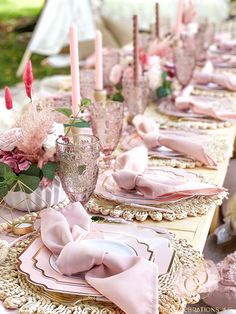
0;232;202;314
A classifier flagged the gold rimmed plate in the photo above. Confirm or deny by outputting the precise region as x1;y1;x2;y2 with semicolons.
17;226;165;299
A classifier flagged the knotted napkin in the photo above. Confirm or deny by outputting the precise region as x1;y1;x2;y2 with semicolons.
132;115;217;168
175;85;236;121
41;202;159;314
194;61;236;91
112;146;224;199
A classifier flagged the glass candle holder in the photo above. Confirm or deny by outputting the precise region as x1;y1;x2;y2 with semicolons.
56;135;100;204
122;75;149;121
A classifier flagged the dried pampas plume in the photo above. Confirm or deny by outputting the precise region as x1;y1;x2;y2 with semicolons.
15;106;55;163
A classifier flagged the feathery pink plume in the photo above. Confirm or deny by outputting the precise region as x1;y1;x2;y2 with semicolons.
4;86;13;110
23;60;33;99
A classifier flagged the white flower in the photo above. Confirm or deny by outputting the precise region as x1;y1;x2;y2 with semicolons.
148;56;161;69
109;64;122;85
185;23;199;36
147;66;163;90
43;122;64;151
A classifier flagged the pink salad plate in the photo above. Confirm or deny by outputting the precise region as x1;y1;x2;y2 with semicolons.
17;225;174;299
95;168;201;205
121;127;207;161
158;97;231;121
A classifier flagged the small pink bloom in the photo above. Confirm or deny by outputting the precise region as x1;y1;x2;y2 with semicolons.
139;48;149;69
40;177;53;188
23;60;33;99
4;87;13;110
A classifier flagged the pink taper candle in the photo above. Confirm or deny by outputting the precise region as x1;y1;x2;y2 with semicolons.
95;30;103;90
69;24;81;117
174;0;184;36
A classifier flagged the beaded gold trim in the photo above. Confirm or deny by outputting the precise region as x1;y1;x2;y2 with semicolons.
0;233;202;314
87;190;227;222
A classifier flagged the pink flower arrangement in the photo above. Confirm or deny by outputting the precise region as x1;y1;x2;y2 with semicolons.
0;149;31;173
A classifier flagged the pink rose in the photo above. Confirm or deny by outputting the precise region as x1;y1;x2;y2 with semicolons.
0;149;31;173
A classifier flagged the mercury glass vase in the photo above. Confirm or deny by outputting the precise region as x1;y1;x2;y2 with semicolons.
56;135;100;204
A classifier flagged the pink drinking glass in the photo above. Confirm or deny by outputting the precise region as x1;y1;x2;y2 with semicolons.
103;50;120;86
122;75;149;121
56;135;100;204
89;101;124;168
174;46;196;89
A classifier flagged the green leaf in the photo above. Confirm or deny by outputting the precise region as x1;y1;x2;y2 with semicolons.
81;98;91;107
21;163;41;177
115;83;122;91
0;185;8;198
78;165;86;175
55;107;72;117
0;162;13;177
64;120;90;128
17;174;40;194
4;171;17;186
161;71;168;81
42;162;57;180
112;92;124;102
156;86;171;98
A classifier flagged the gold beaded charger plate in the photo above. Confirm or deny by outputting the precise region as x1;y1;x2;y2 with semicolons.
87;168;227;222
120;126;230;169
0;229;203;314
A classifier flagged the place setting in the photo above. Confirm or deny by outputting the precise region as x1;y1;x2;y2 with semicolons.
1;1;236;314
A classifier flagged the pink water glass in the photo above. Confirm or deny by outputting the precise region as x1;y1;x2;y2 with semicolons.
56;135;100;204
103;49;120;86
174;46;196;89
89;101;124;168
80;69;95;100
122;75;149;120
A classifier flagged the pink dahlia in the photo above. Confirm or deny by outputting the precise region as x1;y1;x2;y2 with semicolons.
0;149;31;173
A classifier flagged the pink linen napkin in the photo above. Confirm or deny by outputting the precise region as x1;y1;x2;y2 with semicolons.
194;61;236;91
217;39;236;51
112;147;224;199
175;85;236;121
132;115;217;168
41;202;158;314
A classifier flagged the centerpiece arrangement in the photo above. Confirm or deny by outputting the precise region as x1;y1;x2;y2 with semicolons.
0;61;67;211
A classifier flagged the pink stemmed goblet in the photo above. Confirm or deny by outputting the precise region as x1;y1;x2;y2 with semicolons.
103;49;120;87
56;135;100;204
89;101;124;168
174;46;196;89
